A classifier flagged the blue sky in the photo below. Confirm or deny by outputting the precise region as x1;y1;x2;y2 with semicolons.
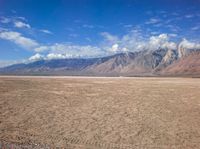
0;0;200;67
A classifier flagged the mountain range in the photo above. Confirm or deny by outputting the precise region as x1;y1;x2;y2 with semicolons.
1;46;200;77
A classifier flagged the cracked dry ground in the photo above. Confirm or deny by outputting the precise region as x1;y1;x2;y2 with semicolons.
0;77;200;149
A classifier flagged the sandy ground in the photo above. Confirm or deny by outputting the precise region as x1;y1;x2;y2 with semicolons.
0;77;200;148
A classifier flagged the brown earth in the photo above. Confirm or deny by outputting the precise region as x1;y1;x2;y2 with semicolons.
161;52;200;76
0;76;200;148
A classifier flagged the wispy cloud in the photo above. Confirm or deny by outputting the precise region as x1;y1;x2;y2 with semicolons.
65;27;74;32
82;24;94;29
150;31;160;35
171;12;179;16
1;12;199;63
166;24;180;32
185;14;194;18
0;60;24;68
0;31;39;49
164;18;174;24
34;43;105;59
16;16;26;21
169;33;177;37
34;46;48;52
123;24;133;28
14;21;31;28
40;29;53;34
0;27;8;32
85;37;91;42
157;10;167;14
46;53;69;60
147;34;177;50
0;16;30;28
153;23;163;27
179;39;200;50
191;26;200;31
1;16;54;36
100;30;178;54
69;33;79;38
26;31;200;62
0;17;11;23
145;18;160;24
100;32;119;43
29;53;44;61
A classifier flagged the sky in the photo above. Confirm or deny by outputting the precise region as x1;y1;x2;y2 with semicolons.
0;0;200;67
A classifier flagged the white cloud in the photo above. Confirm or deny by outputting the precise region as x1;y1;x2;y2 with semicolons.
46;53;71;60
50;44;105;58
130;25;143;34
33;36;199;61
150;31;160;35
166;25;180;32
31;44;105;60
34;46;48;52
102;33;135;53
27;32;199;62
0;27;8;32
178;39;200;57
0;16;28;25
171;12;179;16
145;18;160;24
165;18;174;24
191;26;200;31
40;29;53;34
0;17;11;23
179;39;200;50
0;60;18;68
185;14;194;18
123;24;133;28
69;33;78;38
16;16;26;21
122;47;128;52
0;31;39;49
162;42;177;50
120;33;145;51
153;23;163;27
14;21;31;28
149;34;168;47
86;37;91;42
29;53;44;61
82;24;94;29
100;32;119;43
148;34;177;50
34;43;106;58
169;33;177;37
101;32;177;53
110;44;119;52
27;33;178;61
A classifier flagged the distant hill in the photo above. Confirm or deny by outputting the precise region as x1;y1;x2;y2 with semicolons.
159;52;200;77
1;47;200;77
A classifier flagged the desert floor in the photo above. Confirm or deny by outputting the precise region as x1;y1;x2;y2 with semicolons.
0;77;200;148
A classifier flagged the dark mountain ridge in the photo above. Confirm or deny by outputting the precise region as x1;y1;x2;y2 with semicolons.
1;48;200;76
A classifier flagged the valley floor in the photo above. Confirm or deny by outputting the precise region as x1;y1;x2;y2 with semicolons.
0;77;200;148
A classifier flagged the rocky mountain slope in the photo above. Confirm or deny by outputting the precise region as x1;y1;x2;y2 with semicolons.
160;52;200;76
85;49;168;76
1;47;200;76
